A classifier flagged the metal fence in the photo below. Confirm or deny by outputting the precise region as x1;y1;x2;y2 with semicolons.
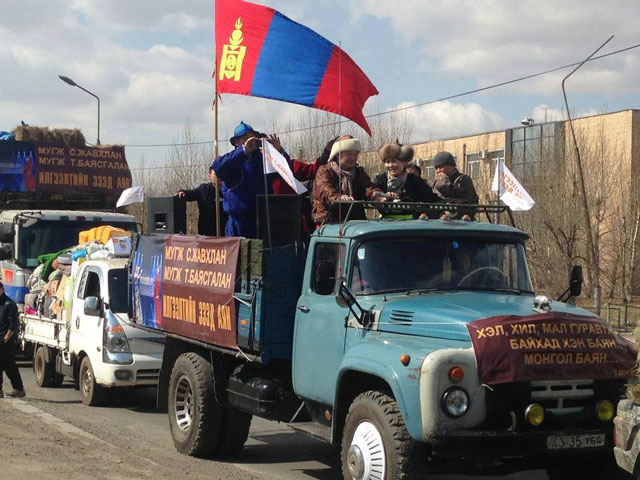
583;303;640;333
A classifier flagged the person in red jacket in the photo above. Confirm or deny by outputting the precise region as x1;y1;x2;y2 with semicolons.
270;137;337;194
271;137;338;236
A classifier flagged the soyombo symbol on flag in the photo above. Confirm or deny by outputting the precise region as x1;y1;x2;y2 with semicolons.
215;0;379;135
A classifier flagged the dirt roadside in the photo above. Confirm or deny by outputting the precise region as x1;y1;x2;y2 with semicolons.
0;399;259;480
1;398;169;480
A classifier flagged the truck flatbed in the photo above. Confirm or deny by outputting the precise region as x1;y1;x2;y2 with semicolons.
21;313;68;351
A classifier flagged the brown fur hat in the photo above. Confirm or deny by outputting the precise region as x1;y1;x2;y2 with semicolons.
378;143;414;163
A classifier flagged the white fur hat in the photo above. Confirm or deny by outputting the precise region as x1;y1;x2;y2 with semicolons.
329;138;361;161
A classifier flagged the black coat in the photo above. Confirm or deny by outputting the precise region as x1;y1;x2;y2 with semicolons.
0;293;18;342
179;183;228;236
373;172;440;203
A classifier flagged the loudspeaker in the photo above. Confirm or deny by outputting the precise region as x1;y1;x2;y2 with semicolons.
147;196;186;234
256;195;301;246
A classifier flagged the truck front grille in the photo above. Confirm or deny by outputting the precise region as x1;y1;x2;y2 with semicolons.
530;380;594;415
136;369;160;381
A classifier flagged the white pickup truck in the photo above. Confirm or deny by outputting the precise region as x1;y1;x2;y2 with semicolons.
21;257;164;405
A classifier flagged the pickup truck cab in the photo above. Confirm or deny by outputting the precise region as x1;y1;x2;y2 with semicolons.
133;208;632;480
22;258;164;405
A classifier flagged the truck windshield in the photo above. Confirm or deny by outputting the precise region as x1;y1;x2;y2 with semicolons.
350;237;533;295
108;268;129;313
16;220;137;267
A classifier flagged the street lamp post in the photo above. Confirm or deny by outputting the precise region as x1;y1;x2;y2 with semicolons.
58;75;101;145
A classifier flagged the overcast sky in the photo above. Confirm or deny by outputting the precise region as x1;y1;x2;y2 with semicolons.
2;0;639;176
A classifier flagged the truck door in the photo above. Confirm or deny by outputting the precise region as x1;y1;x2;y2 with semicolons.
292;240;347;406
69;266;103;356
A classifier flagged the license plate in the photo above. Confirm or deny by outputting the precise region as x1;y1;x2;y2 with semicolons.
546;434;605;450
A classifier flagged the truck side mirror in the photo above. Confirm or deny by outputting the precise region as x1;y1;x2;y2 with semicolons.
84;296;102;316
570;265;583;297
0;244;12;260
334;278;355;309
0;223;14;243
314;261;336;296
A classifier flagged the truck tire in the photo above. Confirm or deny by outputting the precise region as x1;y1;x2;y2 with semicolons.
168;352;222;458
79;356;105;406
341;390;426;480
33;346;54;388
217;408;252;457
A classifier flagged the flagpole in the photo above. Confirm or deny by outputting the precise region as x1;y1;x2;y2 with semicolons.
261;139;273;249
497;157;502;223
214;38;221;237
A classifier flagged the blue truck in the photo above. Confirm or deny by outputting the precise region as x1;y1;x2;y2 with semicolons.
132;203;632;480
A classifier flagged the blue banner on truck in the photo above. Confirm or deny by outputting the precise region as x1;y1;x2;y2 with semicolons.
131;234;166;330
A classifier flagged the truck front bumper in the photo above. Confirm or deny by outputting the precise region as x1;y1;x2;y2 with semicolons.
95;353;162;388
430;427;613;464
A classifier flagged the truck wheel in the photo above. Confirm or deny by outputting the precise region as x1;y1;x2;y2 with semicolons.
341;390;426;480
79;356;105;406
168;352;222;458
34;346;54;388
217;408;252;457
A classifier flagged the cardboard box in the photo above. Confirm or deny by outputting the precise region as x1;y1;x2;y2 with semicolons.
106;236;132;257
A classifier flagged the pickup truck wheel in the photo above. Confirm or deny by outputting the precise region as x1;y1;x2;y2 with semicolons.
341;391;426;480
34;346;54;388
217;408;252;457
168;352;222;458
79;356;105;406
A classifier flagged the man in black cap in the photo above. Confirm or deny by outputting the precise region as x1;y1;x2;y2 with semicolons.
175;167;228;236
0;282;25;398
432;151;479;205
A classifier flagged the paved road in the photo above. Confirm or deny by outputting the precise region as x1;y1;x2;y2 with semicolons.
3;360;547;480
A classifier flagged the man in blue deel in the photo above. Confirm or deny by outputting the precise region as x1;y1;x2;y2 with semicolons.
212;121;287;238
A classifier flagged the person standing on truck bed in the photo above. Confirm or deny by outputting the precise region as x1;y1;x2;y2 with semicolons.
311;135;387;225
175;167;228;236
373;143;440;218
432;151;479;205
0;282;25;398
211;121;289;238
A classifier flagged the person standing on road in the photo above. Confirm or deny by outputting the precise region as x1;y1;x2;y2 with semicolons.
0;282;25;398
175;167;227;236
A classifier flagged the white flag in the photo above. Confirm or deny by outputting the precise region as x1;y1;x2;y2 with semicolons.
491;159;535;211
261;139;307;194
116;185;145;208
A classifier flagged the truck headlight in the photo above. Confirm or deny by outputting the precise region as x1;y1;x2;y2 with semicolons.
441;387;470;418
104;324;131;353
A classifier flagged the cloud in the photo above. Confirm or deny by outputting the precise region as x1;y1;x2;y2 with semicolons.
353;0;640;96
396;100;505;142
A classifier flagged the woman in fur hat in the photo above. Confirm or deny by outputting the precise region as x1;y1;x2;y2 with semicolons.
373;143;440;206
312;135;386;225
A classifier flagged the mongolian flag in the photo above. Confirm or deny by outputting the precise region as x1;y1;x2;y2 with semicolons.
215;0;379;135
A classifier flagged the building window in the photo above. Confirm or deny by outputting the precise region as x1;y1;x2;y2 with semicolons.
510;122;559;184
488;150;505;178
419;158;435;180
466;153;480;179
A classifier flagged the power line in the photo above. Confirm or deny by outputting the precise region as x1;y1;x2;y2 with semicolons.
124;41;640;149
